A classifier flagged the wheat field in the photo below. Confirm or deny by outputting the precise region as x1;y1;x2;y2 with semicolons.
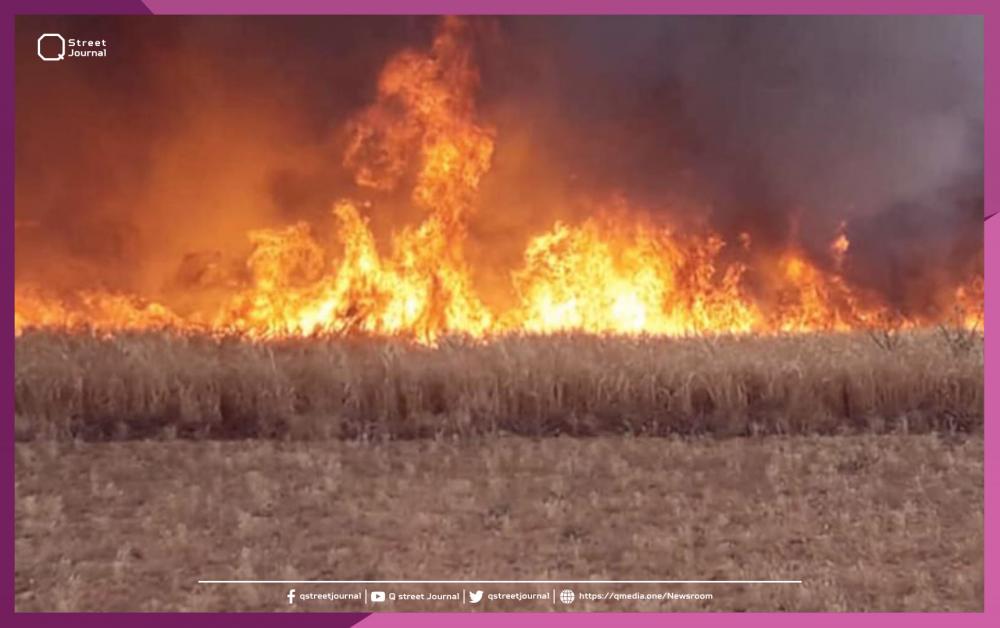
15;328;983;441
14;328;983;611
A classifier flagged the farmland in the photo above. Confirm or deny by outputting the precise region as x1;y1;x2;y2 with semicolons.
13;329;983;441
13;329;984;611
13;11;985;615
15;434;983;611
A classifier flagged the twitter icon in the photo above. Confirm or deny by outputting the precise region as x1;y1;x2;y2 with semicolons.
469;590;484;604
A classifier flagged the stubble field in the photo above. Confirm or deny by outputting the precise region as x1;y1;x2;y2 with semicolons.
13;329;984;611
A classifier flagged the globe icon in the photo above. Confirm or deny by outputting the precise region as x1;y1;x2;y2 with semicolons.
559;589;575;604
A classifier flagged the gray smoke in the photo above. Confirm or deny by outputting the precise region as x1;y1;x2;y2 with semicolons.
478;16;983;313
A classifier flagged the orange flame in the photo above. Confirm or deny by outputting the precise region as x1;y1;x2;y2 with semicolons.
14;18;983;342
830;222;850;270
509;216;760;335
223;17;494;343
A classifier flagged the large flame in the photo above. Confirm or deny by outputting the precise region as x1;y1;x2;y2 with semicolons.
219;200;492;341
14;18;983;342
509;216;760;335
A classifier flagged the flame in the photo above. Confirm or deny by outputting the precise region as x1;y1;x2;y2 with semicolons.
344;16;494;224
14;18;983;342
219;201;492;342
222;17;494;343
830;222;850;270
14;285;183;335
770;250;884;332
954;276;985;330
509;216;760;335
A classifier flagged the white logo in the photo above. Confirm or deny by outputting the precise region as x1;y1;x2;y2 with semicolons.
37;33;65;61
559;589;575;605
469;590;484;603
370;590;386;603
286;588;296;604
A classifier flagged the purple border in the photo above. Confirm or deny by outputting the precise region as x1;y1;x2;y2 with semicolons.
3;1;993;627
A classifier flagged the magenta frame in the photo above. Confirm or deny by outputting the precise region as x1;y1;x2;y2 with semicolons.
2;1;993;626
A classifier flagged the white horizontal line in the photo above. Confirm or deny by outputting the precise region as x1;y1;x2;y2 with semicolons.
199;580;801;584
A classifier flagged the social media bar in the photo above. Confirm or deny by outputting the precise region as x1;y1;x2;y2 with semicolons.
279;585;718;609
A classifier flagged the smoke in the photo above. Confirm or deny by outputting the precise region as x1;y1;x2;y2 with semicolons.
15;16;432;310
15;15;982;318
476;16;983;313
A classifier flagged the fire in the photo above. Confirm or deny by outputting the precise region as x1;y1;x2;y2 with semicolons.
510;216;760;335
954;276;985;330
344;15;494;224
770;250;884;332
14;285;183;334
220;201;492;342
830;222;850;270
14;18;983;342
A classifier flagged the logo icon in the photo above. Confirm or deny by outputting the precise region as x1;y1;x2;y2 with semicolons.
469;590;484;604
559;589;575;605
37;34;65;61
370;591;386;603
286;588;296;604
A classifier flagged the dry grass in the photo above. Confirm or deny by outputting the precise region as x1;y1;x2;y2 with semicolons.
14;330;983;611
15;329;982;441
14;434;983;611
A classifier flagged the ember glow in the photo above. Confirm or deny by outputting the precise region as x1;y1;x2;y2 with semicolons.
14;18;983;342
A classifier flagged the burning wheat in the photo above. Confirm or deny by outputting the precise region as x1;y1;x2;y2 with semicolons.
13;18;983;342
